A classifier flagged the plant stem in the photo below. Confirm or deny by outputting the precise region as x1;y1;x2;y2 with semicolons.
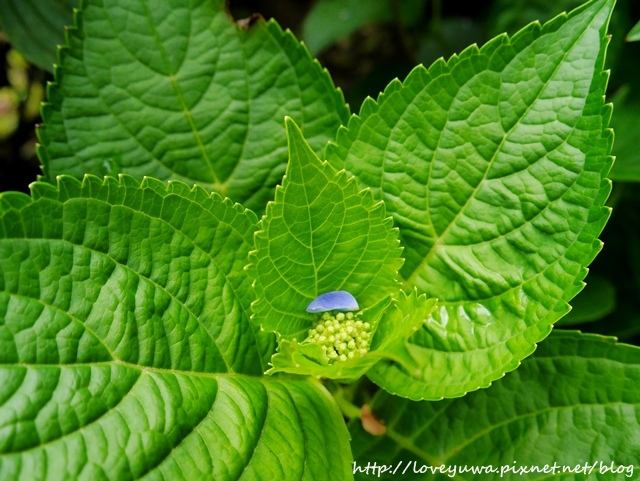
332;387;362;420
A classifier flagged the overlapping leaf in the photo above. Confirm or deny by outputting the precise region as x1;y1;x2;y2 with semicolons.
0;368;351;480
349;331;640;480
37;0;349;213
609;87;640;181
328;0;615;400
0;174;271;373
302;0;426;55
0;0;78;71
556;274;615;325
0;175;353;480
251;118;403;342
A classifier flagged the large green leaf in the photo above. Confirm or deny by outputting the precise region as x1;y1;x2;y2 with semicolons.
0;175;353;480
37;0;349;213
485;0;627;67
0;370;351;480
0;174;272;373
0;0;78;71
349;331;640;480
328;0;614;399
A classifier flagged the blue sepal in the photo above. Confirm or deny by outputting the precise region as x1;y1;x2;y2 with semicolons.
306;290;359;313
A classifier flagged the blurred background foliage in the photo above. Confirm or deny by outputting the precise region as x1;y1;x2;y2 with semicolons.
1;0;639;344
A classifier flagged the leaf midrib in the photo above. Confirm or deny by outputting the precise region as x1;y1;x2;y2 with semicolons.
0;360;265;380
384;400;638;481
1;232;236;372
401;16;596;289
141;0;222;186
0;364;265;462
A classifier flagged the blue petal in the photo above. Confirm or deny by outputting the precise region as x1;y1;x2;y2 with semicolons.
306;290;359;313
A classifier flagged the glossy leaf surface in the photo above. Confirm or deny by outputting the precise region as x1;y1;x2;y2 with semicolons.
350;331;640;480
329;0;615;399
37;0;349;213
0;175;352;480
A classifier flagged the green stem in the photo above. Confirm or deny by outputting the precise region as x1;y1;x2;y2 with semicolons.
332;387;362;420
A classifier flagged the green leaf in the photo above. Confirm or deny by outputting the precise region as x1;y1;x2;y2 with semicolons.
580;188;640;341
627;19;640;41
328;0;615;400
0;174;272;374
0;0;78;71
251;118;404;342
609;86;640;181
302;0;388;56
0;371;352;480
349;331;640;480
0;175;354;480
487;0;585;37
556;274;615;325
587;306;640;341
368;290;438;375
302;0;426;56
37;0;349;214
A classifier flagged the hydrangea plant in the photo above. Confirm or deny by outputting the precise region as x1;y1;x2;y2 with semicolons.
0;0;639;479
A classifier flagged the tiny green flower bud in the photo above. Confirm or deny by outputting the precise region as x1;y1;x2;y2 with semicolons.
304;293;371;364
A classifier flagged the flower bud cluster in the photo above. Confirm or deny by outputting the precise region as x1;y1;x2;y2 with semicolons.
306;311;371;363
